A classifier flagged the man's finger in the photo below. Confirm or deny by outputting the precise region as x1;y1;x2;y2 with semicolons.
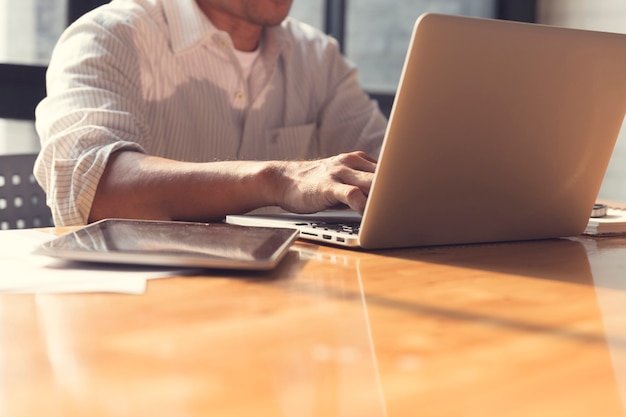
335;151;378;173
331;183;368;214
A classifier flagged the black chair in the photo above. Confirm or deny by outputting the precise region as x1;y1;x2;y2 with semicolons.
0;153;53;229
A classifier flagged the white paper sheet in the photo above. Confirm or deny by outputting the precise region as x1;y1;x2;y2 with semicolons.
0;229;181;294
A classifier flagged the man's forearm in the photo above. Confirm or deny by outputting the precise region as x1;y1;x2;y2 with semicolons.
88;151;280;223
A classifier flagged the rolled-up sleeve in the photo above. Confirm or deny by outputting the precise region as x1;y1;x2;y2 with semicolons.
34;10;148;226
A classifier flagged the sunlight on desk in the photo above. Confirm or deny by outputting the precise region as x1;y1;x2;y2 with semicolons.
2;235;626;416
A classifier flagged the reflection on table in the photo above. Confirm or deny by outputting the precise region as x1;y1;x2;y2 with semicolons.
2;233;626;416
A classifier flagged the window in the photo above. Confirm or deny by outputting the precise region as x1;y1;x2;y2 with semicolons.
346;1;496;91
289;0;325;32
0;0;67;66
290;0;536;116
0;0;65;154
0;0;107;154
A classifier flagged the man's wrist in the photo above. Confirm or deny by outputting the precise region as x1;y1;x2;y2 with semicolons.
256;160;288;208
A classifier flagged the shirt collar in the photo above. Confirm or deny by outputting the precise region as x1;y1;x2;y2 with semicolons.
161;0;293;57
262;19;294;62
161;0;216;53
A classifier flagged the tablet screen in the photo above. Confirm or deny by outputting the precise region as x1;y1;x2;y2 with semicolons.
35;219;299;270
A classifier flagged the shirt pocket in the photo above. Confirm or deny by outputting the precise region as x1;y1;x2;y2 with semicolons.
267;123;317;160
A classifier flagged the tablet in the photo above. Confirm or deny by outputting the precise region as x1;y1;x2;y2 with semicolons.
34;219;299;270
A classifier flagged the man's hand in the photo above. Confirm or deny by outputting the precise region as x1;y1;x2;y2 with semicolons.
272;151;378;214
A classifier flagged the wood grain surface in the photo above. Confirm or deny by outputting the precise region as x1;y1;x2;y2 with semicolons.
2;232;626;416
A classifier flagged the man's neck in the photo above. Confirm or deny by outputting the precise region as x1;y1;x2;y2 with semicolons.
196;4;262;51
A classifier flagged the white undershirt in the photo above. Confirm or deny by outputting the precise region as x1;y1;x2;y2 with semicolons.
233;48;260;80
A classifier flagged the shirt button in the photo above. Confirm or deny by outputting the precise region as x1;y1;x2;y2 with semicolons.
234;91;245;100
215;37;228;48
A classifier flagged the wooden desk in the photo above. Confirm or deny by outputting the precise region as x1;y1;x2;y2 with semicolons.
2;234;626;416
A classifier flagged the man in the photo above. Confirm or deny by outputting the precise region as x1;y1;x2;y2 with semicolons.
35;0;387;226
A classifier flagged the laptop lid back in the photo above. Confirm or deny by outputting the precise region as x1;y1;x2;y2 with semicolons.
359;13;626;249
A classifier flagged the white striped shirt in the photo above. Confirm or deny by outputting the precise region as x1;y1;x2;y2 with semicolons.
34;0;387;226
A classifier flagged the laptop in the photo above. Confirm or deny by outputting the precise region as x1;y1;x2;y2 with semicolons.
227;13;626;250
